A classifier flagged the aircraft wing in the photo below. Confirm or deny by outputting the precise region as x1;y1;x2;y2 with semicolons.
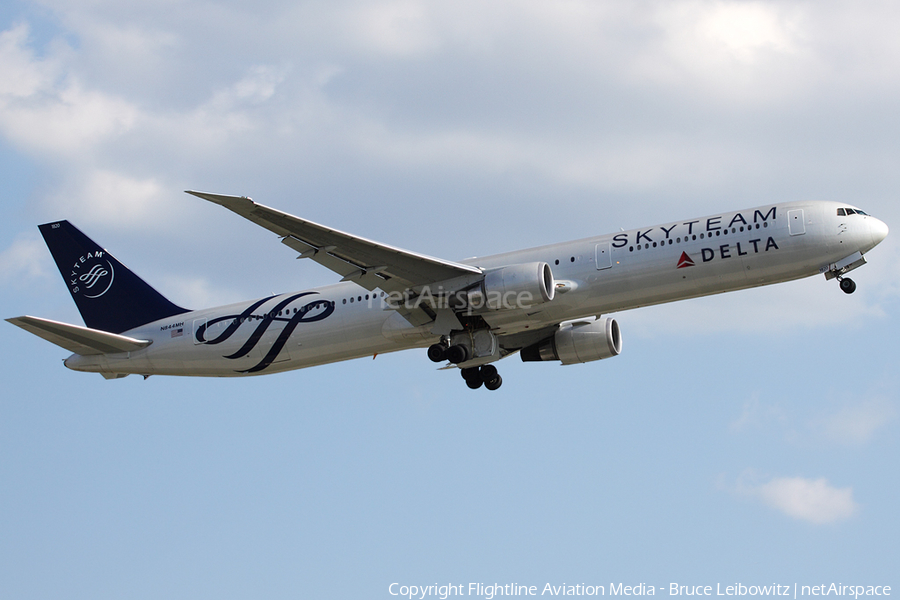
187;191;483;294
6;316;152;355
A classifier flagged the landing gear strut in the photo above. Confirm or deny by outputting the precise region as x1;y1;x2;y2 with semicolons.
839;277;857;294
460;364;503;391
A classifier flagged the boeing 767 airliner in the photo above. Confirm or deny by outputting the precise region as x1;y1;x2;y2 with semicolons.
7;192;889;390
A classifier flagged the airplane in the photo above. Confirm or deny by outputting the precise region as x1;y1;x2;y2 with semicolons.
6;192;889;390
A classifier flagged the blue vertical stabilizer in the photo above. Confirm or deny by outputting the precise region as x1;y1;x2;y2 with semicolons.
39;221;190;334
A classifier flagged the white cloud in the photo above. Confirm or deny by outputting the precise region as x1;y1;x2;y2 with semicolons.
0;24;139;157
625;1;813;106
812;399;896;446
0;1;898;273
0;235;50;288
204;65;289;111
728;393;895;447
736;473;858;524
345;0;440;58
729;394;788;433
0;24;53;97
674;1;803;62
45;170;171;229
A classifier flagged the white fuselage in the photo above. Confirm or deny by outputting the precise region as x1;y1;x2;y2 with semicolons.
64;201;888;377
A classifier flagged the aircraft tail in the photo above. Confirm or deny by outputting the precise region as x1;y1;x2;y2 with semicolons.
39;221;190;334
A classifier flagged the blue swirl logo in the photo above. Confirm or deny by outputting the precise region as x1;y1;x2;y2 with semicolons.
73;258;115;298
194;292;335;373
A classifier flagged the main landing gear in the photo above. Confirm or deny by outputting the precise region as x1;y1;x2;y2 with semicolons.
461;365;503;391
427;340;503;391
427;340;469;364
838;277;857;294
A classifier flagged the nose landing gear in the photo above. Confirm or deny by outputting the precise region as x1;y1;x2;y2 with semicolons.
461;364;502;391
824;252;866;294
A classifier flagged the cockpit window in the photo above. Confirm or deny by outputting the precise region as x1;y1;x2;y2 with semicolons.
838;208;870;216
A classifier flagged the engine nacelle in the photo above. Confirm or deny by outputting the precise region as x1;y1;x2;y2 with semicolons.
520;318;622;365
468;262;555;311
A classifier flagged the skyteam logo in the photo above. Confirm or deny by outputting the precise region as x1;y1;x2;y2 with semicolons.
69;252;115;299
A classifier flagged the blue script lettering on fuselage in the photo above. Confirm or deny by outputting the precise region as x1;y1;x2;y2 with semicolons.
195;292;335;373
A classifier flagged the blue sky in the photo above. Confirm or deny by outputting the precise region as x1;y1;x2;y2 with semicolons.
1;1;898;598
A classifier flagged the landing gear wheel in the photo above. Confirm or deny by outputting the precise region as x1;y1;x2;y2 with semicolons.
484;375;503;391
479;364;498;380
461;367;481;381
839;278;857;294
462;365;501;390
427;343;447;362
445;344;469;364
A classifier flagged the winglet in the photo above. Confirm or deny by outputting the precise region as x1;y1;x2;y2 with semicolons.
185;190;256;210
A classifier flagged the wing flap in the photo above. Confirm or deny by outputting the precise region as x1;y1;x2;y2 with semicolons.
6;316;152;355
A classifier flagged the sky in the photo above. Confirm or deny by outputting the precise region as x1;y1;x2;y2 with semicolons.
1;1;898;598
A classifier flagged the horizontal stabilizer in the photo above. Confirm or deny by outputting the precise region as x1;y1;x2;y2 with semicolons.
6;316;152;355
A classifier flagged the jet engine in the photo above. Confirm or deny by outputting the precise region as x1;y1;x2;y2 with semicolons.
520;318;622;364
468;262;555;311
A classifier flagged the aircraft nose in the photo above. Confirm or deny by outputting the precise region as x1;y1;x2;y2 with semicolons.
870;217;889;246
